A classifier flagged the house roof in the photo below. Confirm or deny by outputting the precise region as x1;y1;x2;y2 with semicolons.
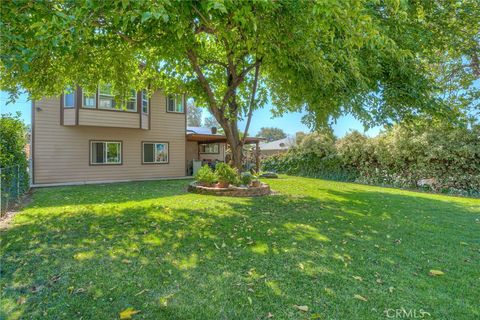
186;126;262;144
259;137;295;150
186;126;222;135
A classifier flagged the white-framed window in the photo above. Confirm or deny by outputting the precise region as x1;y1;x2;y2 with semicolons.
98;84;137;112
90;141;122;165
166;94;184;113
142;90;149;114
199;143;219;154
82;90;96;109
64;87;75;108
143;142;169;164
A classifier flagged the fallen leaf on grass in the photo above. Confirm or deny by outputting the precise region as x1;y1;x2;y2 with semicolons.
354;294;368;302
352;276;363;281
121;259;132;264
17;296;26;305
428;270;445;276
294;305;309;312
119;308;140;319
266;312;274;318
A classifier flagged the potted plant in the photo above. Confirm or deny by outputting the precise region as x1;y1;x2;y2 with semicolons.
240;172;253;187
215;163;238;188
194;165;217;187
250;172;261;187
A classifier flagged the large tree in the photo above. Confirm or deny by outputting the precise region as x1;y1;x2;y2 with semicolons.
1;0;478;170
256;127;287;142
186;99;203;127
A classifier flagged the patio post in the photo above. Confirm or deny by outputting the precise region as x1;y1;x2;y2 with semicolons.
255;141;260;173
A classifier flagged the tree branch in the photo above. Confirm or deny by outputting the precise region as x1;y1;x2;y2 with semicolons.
242;62;261;145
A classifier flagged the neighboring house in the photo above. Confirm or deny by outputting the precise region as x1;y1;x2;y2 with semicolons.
259;137;295;156
31;87;261;186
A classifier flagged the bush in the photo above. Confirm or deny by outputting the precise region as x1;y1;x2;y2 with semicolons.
240;172;254;186
194;165;216;186
215;162;238;185
0;114;29;213
262;122;480;196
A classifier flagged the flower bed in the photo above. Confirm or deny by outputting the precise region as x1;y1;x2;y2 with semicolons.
187;181;271;197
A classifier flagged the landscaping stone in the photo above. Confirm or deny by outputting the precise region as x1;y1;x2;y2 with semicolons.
188;182;271;197
259;172;278;178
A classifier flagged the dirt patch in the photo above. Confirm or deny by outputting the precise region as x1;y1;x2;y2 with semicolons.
0;190;33;230
188;182;271;197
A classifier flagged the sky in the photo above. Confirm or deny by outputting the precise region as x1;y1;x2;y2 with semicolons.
0;91;381;138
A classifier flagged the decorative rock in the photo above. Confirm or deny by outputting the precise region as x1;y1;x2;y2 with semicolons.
188;182;271;197
259;172;278;178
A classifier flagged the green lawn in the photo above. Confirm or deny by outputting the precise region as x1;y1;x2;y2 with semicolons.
1;176;479;319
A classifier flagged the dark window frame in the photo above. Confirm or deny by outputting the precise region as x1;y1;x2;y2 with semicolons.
142;141;169;164
199;143;220;154
166;94;185;114
89;140;123;165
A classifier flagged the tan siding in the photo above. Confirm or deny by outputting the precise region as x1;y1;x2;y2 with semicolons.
63;108;76;125
33;91;186;184
79;109;139;128
141;114;149;130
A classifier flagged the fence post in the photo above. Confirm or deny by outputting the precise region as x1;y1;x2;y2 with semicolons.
17;165;20;199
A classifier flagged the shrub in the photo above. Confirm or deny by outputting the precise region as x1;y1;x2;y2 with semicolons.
240;172;254;186
0;114;29;213
262;121;480;196
215;162;238;185
194;165;216;186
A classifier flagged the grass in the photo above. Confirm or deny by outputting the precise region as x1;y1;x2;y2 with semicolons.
1;176;479;319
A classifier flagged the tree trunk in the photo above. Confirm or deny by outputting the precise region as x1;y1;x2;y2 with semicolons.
219;117;244;172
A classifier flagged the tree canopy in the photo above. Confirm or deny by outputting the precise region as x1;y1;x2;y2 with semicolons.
256;127;287;142
1;0;478;169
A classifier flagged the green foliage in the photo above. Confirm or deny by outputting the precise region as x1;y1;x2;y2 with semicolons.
215;162;238;185
0;114;30;211
1;1;478;146
186;100;203;127
263;122;480;196
255;127;287;142
239;172;254;186
194;165;216;185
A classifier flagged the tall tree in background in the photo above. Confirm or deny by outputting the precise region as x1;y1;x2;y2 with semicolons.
186;99;203;127
1;1;478;170
256;127;287;142
204;115;220;129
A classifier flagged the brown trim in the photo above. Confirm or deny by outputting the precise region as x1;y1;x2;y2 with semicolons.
88;140;123;166
137;91;142;128
141;141;170;165
75;86;80;125
148;97;151;130
31;101;36;185
60;95;64;125
165;94;185;114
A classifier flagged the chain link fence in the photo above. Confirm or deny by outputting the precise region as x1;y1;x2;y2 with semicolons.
0;164;30;216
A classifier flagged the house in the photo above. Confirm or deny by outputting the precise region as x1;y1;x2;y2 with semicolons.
31;87;261;186
258;137;295;156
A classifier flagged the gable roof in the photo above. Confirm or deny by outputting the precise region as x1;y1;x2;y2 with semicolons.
259;137;295;150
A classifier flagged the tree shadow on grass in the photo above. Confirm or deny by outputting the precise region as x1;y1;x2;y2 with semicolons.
1;184;479;319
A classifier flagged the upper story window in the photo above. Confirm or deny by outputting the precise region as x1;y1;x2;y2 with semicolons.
63;87;75;108
199;143;219;154
90;141;122;165
82;90;96;109
167;94;184;113
98;84;137;112
142;90;149;114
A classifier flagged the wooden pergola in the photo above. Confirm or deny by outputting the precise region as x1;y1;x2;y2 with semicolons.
186;133;263;172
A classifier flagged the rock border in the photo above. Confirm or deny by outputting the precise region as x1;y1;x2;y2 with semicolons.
188;181;271;197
